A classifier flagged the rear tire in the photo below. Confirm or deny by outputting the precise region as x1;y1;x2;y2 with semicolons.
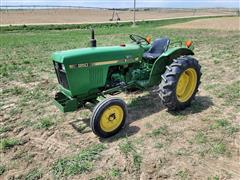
90;97;128;138
158;56;202;111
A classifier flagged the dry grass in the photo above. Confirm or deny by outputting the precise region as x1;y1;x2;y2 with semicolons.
0;8;236;25
163;17;240;31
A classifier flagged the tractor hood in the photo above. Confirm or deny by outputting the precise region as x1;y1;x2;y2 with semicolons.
52;44;145;64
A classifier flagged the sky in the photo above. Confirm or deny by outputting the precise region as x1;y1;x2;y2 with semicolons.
1;0;239;8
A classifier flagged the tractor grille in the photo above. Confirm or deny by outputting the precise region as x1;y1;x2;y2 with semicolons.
53;62;69;89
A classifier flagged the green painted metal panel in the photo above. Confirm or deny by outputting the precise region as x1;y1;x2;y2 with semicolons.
52;44;144;64
54;92;78;112
52;44;145;97
148;47;194;86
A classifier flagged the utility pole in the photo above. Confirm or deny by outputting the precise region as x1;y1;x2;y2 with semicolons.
133;0;136;26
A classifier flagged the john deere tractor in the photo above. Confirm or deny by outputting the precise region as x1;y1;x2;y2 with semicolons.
52;30;201;138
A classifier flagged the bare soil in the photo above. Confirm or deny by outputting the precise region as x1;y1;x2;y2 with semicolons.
163;17;240;31
0;8;236;25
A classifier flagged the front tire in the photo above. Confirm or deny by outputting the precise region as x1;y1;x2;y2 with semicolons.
158;56;202;110
90;97;128;138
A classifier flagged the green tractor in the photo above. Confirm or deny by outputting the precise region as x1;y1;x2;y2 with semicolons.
52;30;202;138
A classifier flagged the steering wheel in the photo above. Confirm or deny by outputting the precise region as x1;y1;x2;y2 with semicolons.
129;34;149;45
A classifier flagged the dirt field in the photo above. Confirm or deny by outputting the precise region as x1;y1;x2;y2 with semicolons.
163;17;240;31
0;8;236;25
0;17;240;179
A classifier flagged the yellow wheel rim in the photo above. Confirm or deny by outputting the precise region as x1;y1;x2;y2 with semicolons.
176;68;197;102
100;105;124;132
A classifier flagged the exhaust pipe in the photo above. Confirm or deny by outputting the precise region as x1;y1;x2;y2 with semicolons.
90;29;97;47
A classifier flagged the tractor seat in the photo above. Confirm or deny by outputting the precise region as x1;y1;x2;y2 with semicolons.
143;37;170;62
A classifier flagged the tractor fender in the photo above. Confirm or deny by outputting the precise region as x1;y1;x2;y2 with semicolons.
148;47;194;86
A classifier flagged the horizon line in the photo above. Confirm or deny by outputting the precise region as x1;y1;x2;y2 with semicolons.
0;5;238;9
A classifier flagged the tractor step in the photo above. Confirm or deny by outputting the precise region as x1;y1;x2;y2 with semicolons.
54;92;78;112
